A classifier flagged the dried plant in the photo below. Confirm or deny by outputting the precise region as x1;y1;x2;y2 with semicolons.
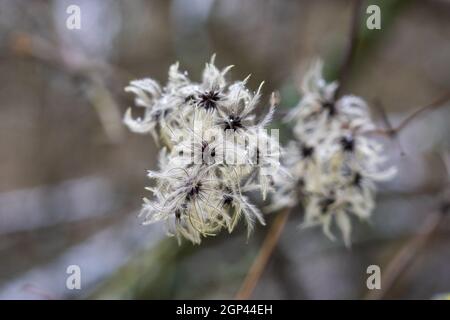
124;57;396;247
270;61;396;246
124;56;280;244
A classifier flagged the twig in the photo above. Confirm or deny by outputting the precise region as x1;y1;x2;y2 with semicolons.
372;99;394;134
334;0;364;99
365;152;450;300
9;32;127;144
368;91;450;136
364;209;445;300
372;99;405;156
235;207;291;300
9;32;133;81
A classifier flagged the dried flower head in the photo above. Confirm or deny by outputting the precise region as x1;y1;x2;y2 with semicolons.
271;60;396;246
124;56;281;244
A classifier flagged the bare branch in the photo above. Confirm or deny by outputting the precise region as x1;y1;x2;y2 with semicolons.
235;207;291;300
8;32;128;144
372;99;405;155
365;152;450;300
367;91;450;136
334;0;364;99
364;209;445;300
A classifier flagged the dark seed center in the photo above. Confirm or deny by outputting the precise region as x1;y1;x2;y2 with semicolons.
198;90;221;111
224;114;243;131
340;136;355;152
186;182;202;201
322;101;336;116
319;197;335;214
301;144;314;158
352;172;362;187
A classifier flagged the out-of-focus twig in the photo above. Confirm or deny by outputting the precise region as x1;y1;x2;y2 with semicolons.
365;152;450;300
86;75;126;144
235;207;291;300
334;0;364;99
364;210;444;300
9;32;133;81
372;99;405;156
367;91;450;137
8;32;128;144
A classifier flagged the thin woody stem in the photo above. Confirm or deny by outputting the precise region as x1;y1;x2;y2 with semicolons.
334;0;363;99
9;32;129;144
235;207;291;300
364;210;444;300
368;91;450;136
372;99;405;155
365;152;450;299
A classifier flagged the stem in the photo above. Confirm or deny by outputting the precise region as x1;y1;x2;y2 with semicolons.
235;207;291;300
368;91;450;136
365;152;450;299
364;210;444;300
334;0;363;99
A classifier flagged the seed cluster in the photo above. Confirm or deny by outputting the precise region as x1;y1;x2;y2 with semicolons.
124;58;396;246
124;56;280;244
269;61;396;245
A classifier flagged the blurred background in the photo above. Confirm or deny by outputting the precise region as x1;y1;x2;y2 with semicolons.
0;0;449;299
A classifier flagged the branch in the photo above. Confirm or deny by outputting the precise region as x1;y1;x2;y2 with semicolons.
9;32;127;144
9;32;133;81
364;209;445;300
334;0;364;99
372;99;405;155
235;207;291;300
368;91;450;137
365;152;450;299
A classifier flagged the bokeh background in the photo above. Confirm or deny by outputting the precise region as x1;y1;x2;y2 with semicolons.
0;0;449;299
